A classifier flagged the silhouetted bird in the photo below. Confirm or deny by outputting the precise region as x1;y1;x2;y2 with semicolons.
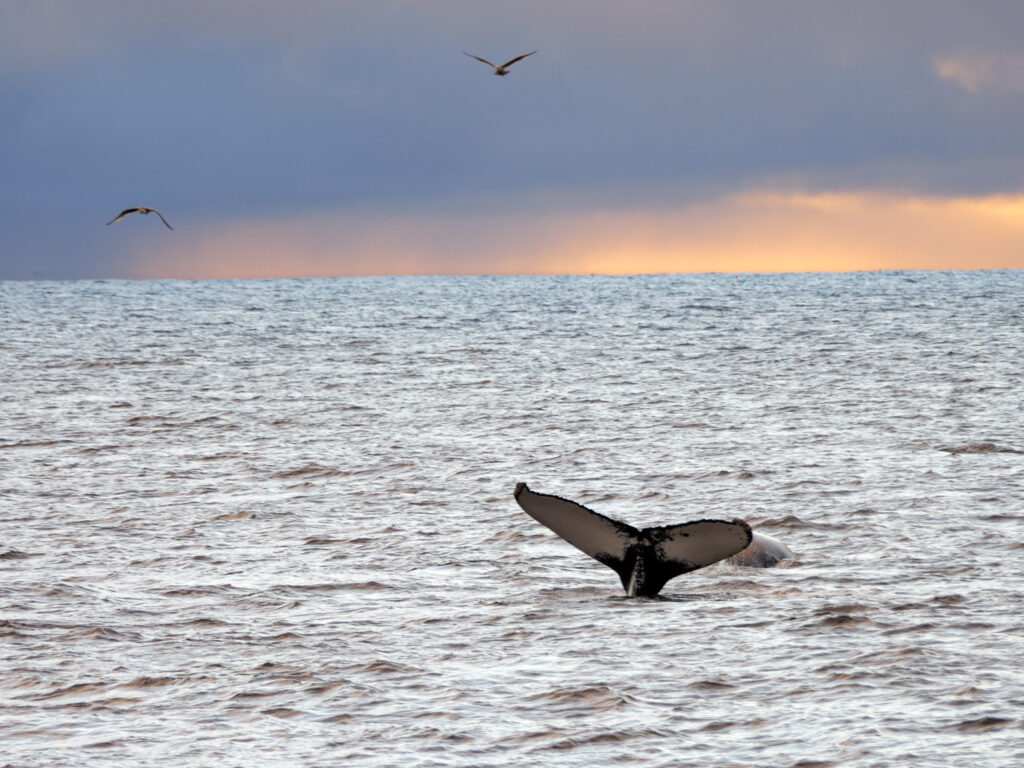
462;50;536;76
106;207;174;230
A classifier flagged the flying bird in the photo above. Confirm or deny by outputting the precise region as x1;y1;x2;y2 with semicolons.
462;50;536;76
106;207;174;230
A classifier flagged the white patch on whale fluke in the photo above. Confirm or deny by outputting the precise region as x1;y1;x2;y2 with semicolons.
513;482;752;597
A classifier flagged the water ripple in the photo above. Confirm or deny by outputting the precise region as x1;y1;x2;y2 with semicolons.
1;272;1023;766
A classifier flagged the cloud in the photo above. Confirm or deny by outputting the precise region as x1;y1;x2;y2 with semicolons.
120;191;1024;279
934;55;992;92
934;53;1024;93
7;2;1024;280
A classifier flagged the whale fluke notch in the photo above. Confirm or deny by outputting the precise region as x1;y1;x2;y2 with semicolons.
514;483;752;597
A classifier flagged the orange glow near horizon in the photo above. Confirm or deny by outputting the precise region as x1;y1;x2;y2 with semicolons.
122;191;1024;280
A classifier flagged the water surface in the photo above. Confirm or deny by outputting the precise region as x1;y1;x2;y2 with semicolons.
2;272;1023;766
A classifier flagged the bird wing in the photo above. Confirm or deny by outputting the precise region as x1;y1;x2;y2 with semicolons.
514;483;638;569
463;51;497;68
647;519;752;579
501;50;537;68
107;208;139;225
152;209;174;230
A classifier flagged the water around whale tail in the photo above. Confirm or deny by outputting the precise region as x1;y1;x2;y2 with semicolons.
514;483;752;596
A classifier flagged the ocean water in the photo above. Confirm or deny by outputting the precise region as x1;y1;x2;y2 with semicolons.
1;271;1023;767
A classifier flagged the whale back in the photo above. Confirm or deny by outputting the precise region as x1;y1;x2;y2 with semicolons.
727;531;794;567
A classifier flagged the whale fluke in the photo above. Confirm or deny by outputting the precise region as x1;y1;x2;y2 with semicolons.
514;483;752;597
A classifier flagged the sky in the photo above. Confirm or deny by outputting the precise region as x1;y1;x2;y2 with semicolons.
3;0;1024;279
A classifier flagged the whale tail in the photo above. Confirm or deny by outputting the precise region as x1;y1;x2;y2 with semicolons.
513;483;752;597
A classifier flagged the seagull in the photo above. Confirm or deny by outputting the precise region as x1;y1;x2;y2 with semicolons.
462;50;536;76
106;207;174;230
